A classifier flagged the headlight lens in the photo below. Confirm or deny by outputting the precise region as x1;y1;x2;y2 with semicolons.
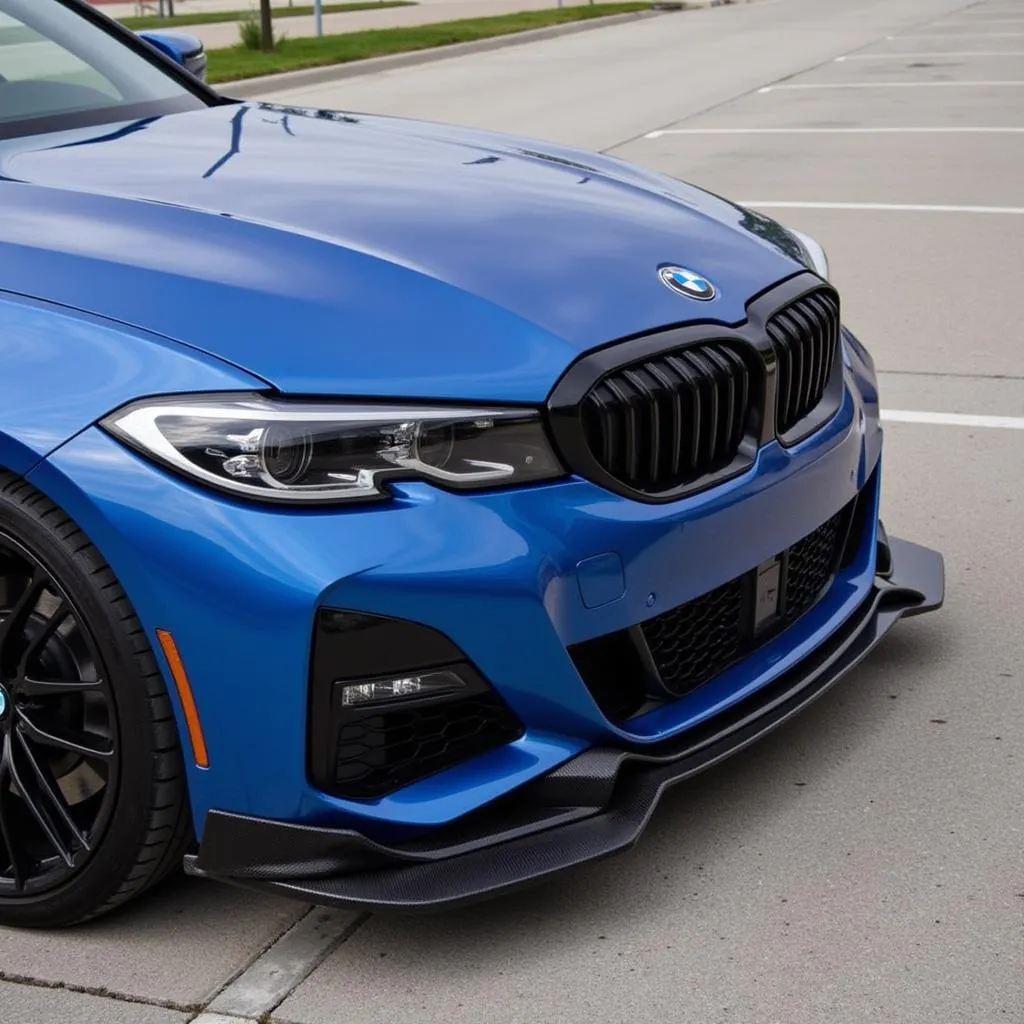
102;394;564;504
787;227;830;280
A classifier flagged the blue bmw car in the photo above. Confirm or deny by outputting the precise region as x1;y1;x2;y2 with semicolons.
0;0;943;928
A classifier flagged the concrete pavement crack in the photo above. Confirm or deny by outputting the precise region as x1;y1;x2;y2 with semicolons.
0;970;201;1013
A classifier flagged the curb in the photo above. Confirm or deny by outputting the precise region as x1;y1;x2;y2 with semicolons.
218;9;670;97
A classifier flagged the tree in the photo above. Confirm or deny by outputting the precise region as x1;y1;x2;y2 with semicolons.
259;0;274;51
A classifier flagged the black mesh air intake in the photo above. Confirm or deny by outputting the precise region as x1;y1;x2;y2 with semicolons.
570;495;867;717
332;693;523;800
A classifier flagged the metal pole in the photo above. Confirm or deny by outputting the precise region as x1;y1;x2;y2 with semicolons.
315;0;323;37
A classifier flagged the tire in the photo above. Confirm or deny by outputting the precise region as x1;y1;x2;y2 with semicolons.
0;473;192;928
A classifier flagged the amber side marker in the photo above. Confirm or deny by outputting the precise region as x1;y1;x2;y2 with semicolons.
156;628;210;769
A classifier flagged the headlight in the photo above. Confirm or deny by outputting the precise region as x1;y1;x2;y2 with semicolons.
787;228;830;280
102;394;564;504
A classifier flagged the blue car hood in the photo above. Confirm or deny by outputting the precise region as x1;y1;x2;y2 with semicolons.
0;103;804;402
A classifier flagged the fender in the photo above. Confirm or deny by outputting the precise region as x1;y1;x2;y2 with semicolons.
0;290;267;475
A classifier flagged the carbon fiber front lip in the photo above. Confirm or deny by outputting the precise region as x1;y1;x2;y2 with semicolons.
185;536;943;912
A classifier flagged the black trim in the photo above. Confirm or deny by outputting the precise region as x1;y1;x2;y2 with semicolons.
188;535;944;911
545;273;841;504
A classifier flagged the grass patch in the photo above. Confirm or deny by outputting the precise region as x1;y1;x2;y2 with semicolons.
120;2;415;31
206;3;652;82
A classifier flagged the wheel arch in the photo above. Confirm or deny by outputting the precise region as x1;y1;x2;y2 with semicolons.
14;454;218;835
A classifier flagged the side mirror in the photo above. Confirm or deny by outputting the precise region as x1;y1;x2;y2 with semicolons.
136;30;208;83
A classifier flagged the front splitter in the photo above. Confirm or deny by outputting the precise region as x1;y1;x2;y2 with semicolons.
185;535;944;913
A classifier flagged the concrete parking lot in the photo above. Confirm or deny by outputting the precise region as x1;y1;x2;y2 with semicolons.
3;0;1022;1020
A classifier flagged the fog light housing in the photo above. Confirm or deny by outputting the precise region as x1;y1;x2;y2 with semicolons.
309;610;525;799
340;669;467;707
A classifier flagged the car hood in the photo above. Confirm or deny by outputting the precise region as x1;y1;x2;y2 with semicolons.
0;103;805;402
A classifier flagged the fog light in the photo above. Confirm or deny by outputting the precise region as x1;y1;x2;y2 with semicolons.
340;669;467;707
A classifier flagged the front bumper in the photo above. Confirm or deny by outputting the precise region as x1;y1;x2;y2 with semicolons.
185;534;943;912
34;339;882;834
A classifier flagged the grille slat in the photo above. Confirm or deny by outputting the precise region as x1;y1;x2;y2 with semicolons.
645;360;683;481
581;341;753;496
686;349;720;464
604;377;637;482
665;353;703;475
768;289;840;435
720;345;750;446
803;295;829;399
811;292;839;396
792;306;818;414
624;367;661;486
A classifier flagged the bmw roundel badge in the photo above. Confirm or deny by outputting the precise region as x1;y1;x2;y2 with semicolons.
659;265;717;301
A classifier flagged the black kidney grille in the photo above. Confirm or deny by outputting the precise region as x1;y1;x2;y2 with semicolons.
767;289;840;435
581;342;752;494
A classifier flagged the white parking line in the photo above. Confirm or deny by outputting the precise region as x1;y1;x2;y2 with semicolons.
644;127;1024;137
837;51;1024;59
740;201;1024;214
886;32;1024;38
882;410;1024;429
758;81;1024;92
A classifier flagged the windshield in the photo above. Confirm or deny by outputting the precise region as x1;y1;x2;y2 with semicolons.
0;0;210;140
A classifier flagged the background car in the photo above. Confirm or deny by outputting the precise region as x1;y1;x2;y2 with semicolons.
136;28;207;82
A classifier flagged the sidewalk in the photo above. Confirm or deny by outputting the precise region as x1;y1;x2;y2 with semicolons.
103;0;677;51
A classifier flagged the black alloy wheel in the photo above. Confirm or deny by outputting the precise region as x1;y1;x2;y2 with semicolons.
0;532;120;897
0;474;192;928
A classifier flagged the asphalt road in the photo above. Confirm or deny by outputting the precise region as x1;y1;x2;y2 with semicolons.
3;0;1022;1021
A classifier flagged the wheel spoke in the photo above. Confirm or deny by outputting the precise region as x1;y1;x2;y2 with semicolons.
15;710;114;762
6;733;74;868
16;599;71;678
0;569;47;674
18;676;104;698
14;730;89;852
0;746;26;890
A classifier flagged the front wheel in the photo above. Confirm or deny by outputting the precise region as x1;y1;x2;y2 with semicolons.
0;474;192;928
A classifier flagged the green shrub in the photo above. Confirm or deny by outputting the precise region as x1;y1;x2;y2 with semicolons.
238;10;268;50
